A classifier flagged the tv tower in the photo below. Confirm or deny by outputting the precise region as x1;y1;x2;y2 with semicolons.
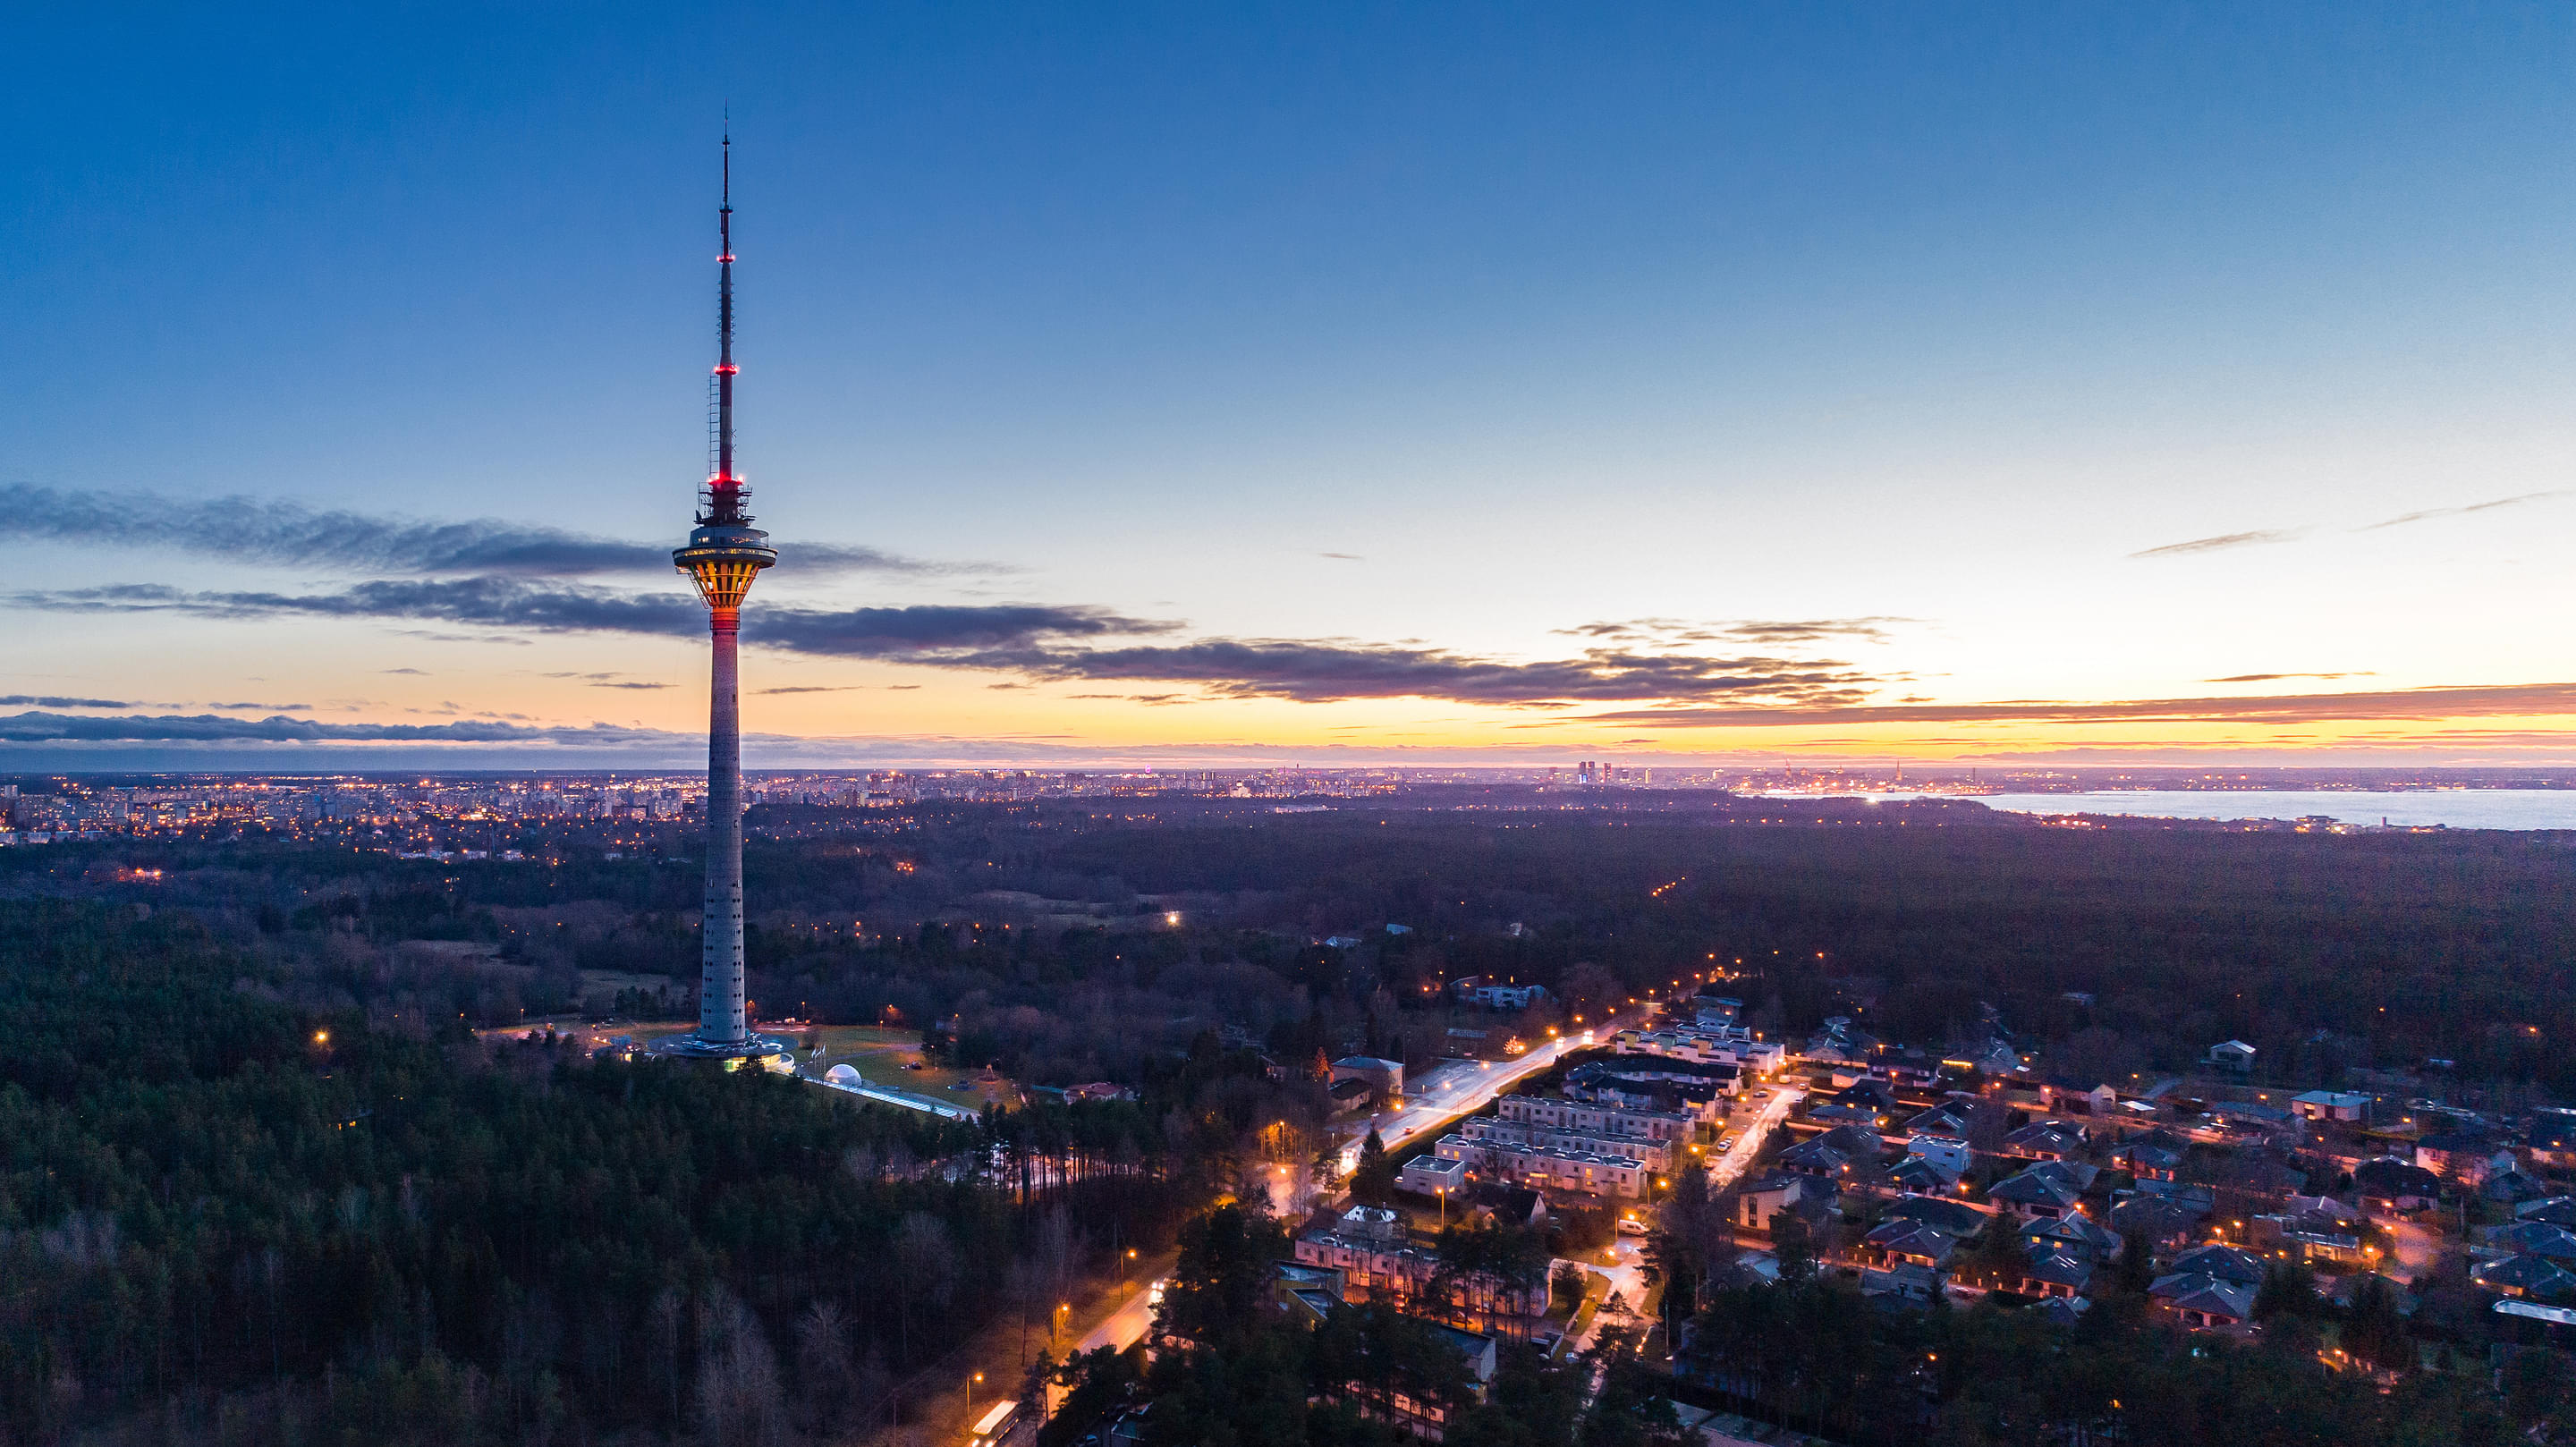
657;131;786;1065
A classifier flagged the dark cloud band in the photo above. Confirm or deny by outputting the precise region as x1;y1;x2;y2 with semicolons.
0;484;976;579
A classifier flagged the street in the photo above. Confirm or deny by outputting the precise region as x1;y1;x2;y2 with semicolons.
1361;1010;1639;1160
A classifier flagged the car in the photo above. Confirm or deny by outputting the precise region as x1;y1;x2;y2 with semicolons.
1616;1214;1649;1237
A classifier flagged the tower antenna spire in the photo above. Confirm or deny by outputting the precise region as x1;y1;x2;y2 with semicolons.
706;123;744;525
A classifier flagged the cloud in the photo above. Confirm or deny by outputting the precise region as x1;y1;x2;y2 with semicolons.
0;484;985;579
2128;529;2305;559
590;681;672;690
1561;617;1915;645
0;709;684;746
9;580;1162;658
380;667;429;675
0;694;129;708
1318;552;1365;561
207;700;313;711
2204;672;2376;683
756;685;861;695
3;577;1895;710
1579;681;2576;728
955;639;1877;707
2359;491;2570;531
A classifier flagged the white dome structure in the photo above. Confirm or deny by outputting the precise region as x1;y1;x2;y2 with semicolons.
826;1063;861;1085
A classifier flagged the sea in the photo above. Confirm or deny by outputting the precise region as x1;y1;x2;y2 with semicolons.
1894;790;2576;831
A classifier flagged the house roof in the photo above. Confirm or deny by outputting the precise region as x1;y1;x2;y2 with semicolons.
2491;1222;2576;1263
2110;1197;2206;1239
2021;1251;2094;1290
2354;1157;2444;1197
2169;1244;2265;1286
1988;1165;2084;1207
1881;1196;1988;1237
2022;1213;2120;1257
2474;1254;2576;1296
2521;1197;2576;1228
2529;1111;2576;1152
2151;1274;2256;1321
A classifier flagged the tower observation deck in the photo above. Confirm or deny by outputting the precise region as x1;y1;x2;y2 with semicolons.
657;133;786;1067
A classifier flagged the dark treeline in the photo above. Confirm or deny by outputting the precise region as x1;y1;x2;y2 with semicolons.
0;901;1196;1446
1679;1271;2566;1446
9;803;2576;1096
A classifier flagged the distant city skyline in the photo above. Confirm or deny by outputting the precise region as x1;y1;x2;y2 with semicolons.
8;4;2576;769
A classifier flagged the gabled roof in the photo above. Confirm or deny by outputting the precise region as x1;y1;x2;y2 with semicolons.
1888;1157;1957;1192
2491;1221;2576;1263
2149;1274;2256;1321
2110;1197;2206;1240
2474;1254;2576;1297
2021;1251;2094;1291
1881;1195;1988;1237
1864;1222;1958;1265
2354;1156;2444;1197
2529;1111;2576;1152
2004;1121;2084;1152
2521;1197;2576;1228
2022;1213;2120;1257
1904;1105;1970;1137
2029;1295;2090;1326
2168;1243;2265;1286
1988;1165;2084;1208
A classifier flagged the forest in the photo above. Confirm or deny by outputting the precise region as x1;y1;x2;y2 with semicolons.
0;900;1215;1446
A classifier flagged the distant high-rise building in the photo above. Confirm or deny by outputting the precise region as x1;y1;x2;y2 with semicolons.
657;133;788;1067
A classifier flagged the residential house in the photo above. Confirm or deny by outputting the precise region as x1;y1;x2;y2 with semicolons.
1736;1172;1812;1232
2487;1169;2549;1206
2487;1221;2576;1264
2529;1110;2576;1172
1332;1057;1405;1098
1861;1217;1959;1272
2290;1090;2371;1123
2416;1132;2502;1186
2110;1196;2207;1251
2167;1243;2264;1287
2041;1079;2121;1116
1779;1124;1885;1181
1399;1155;1468;1197
1987;1162;2093;1222
1902;1104;1973;1138
2205;1040;2258;1072
2355;1157;2445;1214
2015;1251;2095;1299
2021;1213;2122;1265
2473;1254;2576;1301
2149;1273;2257;1328
2107;1139;2183;1182
2002;1121;2086;1163
1879;1194;1990;1239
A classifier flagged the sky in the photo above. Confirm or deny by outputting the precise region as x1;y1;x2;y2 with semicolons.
7;3;2576;771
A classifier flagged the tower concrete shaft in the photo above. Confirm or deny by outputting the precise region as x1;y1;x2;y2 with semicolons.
701;604;748;1042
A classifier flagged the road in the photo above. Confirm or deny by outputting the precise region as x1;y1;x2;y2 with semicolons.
1707;1087;1801;1190
1073;1279;1160;1356
1358;1010;1640;1161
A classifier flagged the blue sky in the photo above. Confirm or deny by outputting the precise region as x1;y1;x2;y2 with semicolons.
6;4;2576;768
